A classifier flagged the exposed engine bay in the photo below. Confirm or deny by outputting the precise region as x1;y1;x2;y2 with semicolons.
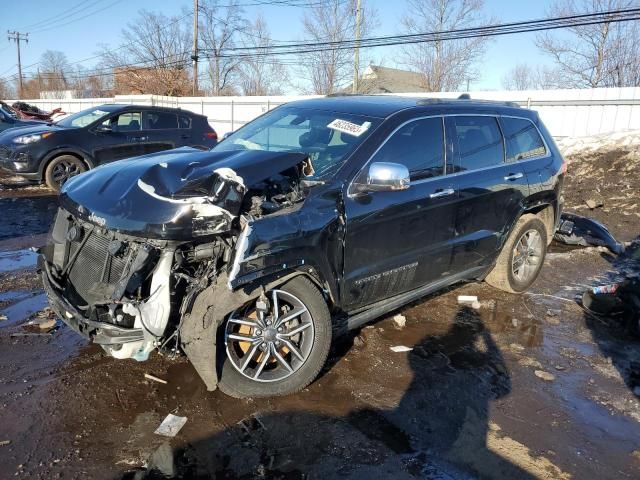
40;148;317;373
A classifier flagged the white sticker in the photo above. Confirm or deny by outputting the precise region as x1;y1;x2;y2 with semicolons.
327;118;371;137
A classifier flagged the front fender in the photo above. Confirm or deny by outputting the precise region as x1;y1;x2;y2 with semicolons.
180;271;308;391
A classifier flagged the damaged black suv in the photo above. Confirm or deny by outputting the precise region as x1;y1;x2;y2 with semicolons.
40;95;565;398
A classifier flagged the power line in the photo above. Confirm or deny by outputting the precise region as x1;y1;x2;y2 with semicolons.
201;7;640;58
18;0;99;31
29;0;125;34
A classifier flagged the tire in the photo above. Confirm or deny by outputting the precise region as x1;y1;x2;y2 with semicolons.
485;214;548;293
218;276;332;398
44;155;87;191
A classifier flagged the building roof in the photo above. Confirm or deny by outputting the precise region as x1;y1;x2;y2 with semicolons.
344;65;429;94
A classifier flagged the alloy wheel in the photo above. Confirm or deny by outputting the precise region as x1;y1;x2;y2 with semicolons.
51;160;81;186
511;229;543;283
224;289;315;383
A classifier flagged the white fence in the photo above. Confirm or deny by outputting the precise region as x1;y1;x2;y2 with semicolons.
13;87;640;138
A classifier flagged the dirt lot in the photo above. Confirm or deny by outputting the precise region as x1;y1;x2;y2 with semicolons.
0;147;639;480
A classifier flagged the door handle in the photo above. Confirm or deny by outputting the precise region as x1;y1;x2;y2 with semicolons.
131;136;148;142
504;172;524;181
180;134;190;139
429;188;455;199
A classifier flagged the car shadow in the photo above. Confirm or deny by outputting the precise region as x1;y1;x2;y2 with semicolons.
582;239;640;396
126;306;536;479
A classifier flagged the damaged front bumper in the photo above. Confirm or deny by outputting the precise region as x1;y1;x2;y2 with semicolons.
40;258;146;349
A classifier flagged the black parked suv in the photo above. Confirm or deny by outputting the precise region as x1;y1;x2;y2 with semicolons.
39;95;565;398
0;104;218;190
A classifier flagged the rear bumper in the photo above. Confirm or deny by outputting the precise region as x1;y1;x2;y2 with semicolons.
40;256;144;345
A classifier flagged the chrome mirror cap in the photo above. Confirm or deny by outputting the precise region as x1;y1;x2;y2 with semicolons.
365;162;410;192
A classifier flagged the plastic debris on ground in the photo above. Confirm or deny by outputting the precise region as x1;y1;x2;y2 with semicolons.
390;345;413;353
554;212;624;255
154;414;187;437
144;373;168;385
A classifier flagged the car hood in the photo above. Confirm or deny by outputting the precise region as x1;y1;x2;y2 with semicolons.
0;123;62;140
59;147;309;240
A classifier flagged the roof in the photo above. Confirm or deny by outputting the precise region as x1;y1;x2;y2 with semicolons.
344;65;429;94
96;104;203;116
283;95;525;119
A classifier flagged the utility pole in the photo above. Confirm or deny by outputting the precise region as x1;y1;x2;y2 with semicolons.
352;0;362;94
191;0;199;96
7;31;28;99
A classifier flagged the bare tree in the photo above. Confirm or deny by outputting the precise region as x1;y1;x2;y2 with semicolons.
236;15;287;95
295;0;377;95
39;50;71;93
199;0;246;96
400;0;494;92
101;10;193;96
501;64;538;90
536;0;640;88
0;77;14;99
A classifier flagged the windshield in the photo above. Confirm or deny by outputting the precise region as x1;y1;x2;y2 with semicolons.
56;107;113;128
214;106;381;180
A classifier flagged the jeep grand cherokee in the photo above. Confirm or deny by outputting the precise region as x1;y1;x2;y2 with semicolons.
39;95;565;398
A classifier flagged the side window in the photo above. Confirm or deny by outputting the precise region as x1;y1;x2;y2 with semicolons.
145;112;179;130
452;116;504;172
370;117;444;181
103;112;141;132
178;115;192;129
501;117;546;162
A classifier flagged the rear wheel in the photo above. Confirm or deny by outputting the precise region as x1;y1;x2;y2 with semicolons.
44;155;86;191
218;276;332;398
485;214;547;293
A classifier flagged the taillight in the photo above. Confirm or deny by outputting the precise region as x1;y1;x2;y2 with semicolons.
560;157;567;175
205;131;218;140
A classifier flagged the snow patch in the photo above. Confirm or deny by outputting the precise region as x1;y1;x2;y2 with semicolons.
556;130;640;157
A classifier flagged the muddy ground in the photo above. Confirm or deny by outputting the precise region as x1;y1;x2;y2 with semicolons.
0;151;639;480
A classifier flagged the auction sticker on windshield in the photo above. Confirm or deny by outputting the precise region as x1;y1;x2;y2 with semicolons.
327;119;371;137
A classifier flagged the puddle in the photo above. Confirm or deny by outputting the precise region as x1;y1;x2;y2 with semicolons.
0;196;57;241
0;291;48;327
0;249;38;273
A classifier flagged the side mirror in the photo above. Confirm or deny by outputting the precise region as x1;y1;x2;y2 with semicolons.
222;131;232;140
353;162;410;194
95;125;112;133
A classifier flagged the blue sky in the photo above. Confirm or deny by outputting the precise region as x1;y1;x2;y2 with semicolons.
0;0;556;92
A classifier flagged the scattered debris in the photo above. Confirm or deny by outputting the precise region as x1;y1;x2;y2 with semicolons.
534;370;556;382
148;442;175;477
154;414;187;437
392;314;406;329
353;334;366;347
0;440;10;447
0;314;7;322
581;278;640;335
584;199;603;210
390;345;413;353
144;373;168;385
554;365;566;371
458;295;481;309
511;318;519;327
509;343;525;353
519;357;543;369
554;213;624;254
35;319;56;331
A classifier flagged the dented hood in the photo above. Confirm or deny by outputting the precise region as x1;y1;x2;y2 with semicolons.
59;147;308;240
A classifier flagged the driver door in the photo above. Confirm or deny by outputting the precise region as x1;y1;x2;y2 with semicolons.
342;116;458;311
91;111;145;165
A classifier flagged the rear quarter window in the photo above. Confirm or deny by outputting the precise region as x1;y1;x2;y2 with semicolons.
501;117;546;161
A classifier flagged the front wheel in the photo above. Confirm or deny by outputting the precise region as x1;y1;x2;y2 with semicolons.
218;276;332;398
485;214;548;293
44;155;87;191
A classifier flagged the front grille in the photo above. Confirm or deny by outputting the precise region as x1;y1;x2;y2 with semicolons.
67;229;129;304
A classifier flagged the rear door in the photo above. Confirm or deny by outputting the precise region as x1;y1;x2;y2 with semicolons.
446;115;530;273
91;111;145;164
342;116;458;311
141;110;180;154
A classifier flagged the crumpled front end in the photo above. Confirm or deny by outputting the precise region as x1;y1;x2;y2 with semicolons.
40;208;176;360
